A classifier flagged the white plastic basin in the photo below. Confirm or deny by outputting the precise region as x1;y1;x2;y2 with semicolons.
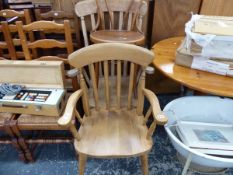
164;96;233;169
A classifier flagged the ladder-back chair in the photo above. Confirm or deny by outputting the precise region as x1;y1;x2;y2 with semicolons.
0;9;33;60
75;0;147;46
58;43;168;175
34;9;81;48
16;20;78;91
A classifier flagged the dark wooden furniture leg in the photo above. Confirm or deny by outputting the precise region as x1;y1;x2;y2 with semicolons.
4;120;27;162
10;120;34;162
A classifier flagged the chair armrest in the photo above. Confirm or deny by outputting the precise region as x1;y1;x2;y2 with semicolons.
142;88;168;125
58;89;83;126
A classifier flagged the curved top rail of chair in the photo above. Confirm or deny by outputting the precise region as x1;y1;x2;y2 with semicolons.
0;9;24;18
16;21;65;31
68;43;154;68
75;0;147;17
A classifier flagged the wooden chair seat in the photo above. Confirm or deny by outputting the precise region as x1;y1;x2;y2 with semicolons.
74;108;152;157
90;30;145;45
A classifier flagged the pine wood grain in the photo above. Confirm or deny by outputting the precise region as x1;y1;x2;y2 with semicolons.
152;0;201;44
152;37;233;98
74;108;152;157
200;0;233;16
150;0;201;94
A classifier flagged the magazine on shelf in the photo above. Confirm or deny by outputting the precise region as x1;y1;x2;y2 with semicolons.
176;121;233;156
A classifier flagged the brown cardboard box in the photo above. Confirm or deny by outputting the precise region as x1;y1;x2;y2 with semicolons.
175;38;233;76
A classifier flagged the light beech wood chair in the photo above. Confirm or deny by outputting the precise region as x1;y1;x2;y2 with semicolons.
74;0;147;46
0;9;33;60
58;43;168;175
16;20;79;91
74;0;148;107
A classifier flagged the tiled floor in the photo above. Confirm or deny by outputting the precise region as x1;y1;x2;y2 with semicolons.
0;95;232;175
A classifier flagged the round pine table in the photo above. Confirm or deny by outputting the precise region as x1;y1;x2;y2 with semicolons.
151;37;233;97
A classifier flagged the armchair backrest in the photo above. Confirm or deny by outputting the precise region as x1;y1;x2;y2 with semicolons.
68;43;154;115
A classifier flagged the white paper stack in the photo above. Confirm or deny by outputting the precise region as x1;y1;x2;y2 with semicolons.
175;14;233;77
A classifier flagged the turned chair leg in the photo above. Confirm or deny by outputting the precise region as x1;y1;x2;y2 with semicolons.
78;153;87;175
140;154;148;175
10;120;34;162
4;120;27;162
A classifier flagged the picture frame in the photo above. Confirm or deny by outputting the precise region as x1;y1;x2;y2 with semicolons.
176;121;233;156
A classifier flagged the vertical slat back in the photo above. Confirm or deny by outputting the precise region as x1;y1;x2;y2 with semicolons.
127;13;133;31
109;11;114;29
80;16;89;46
131;12;138;31
90;14;96;31
104;61;110;109
89;63;99;110
127;62;135;109
123;61;128;76
98;8;105;30
137;67;145;115
68;43;154;110
75;0;147;32
119;11;123;30
110;60;115;76
137;14;143;31
99;61;103;77
79;68;91;116
116;60;121;109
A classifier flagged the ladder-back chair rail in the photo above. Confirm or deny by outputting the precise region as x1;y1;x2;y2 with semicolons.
34;9;81;48
0;9;33;60
16;20;78;91
16;20;74;60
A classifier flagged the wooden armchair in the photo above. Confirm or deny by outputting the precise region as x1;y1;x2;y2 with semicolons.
74;0;148;107
58;43;168;175
16;20;79;91
0;9;33;60
74;0;148;61
74;0;147;46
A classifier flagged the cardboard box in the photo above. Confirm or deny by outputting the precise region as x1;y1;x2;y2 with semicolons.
193;16;233;36
185;15;233;59
175;39;233;77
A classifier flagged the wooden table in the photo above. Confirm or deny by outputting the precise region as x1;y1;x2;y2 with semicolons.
151;37;233;97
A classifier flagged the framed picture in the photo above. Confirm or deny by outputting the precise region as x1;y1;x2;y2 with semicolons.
176;121;233;156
